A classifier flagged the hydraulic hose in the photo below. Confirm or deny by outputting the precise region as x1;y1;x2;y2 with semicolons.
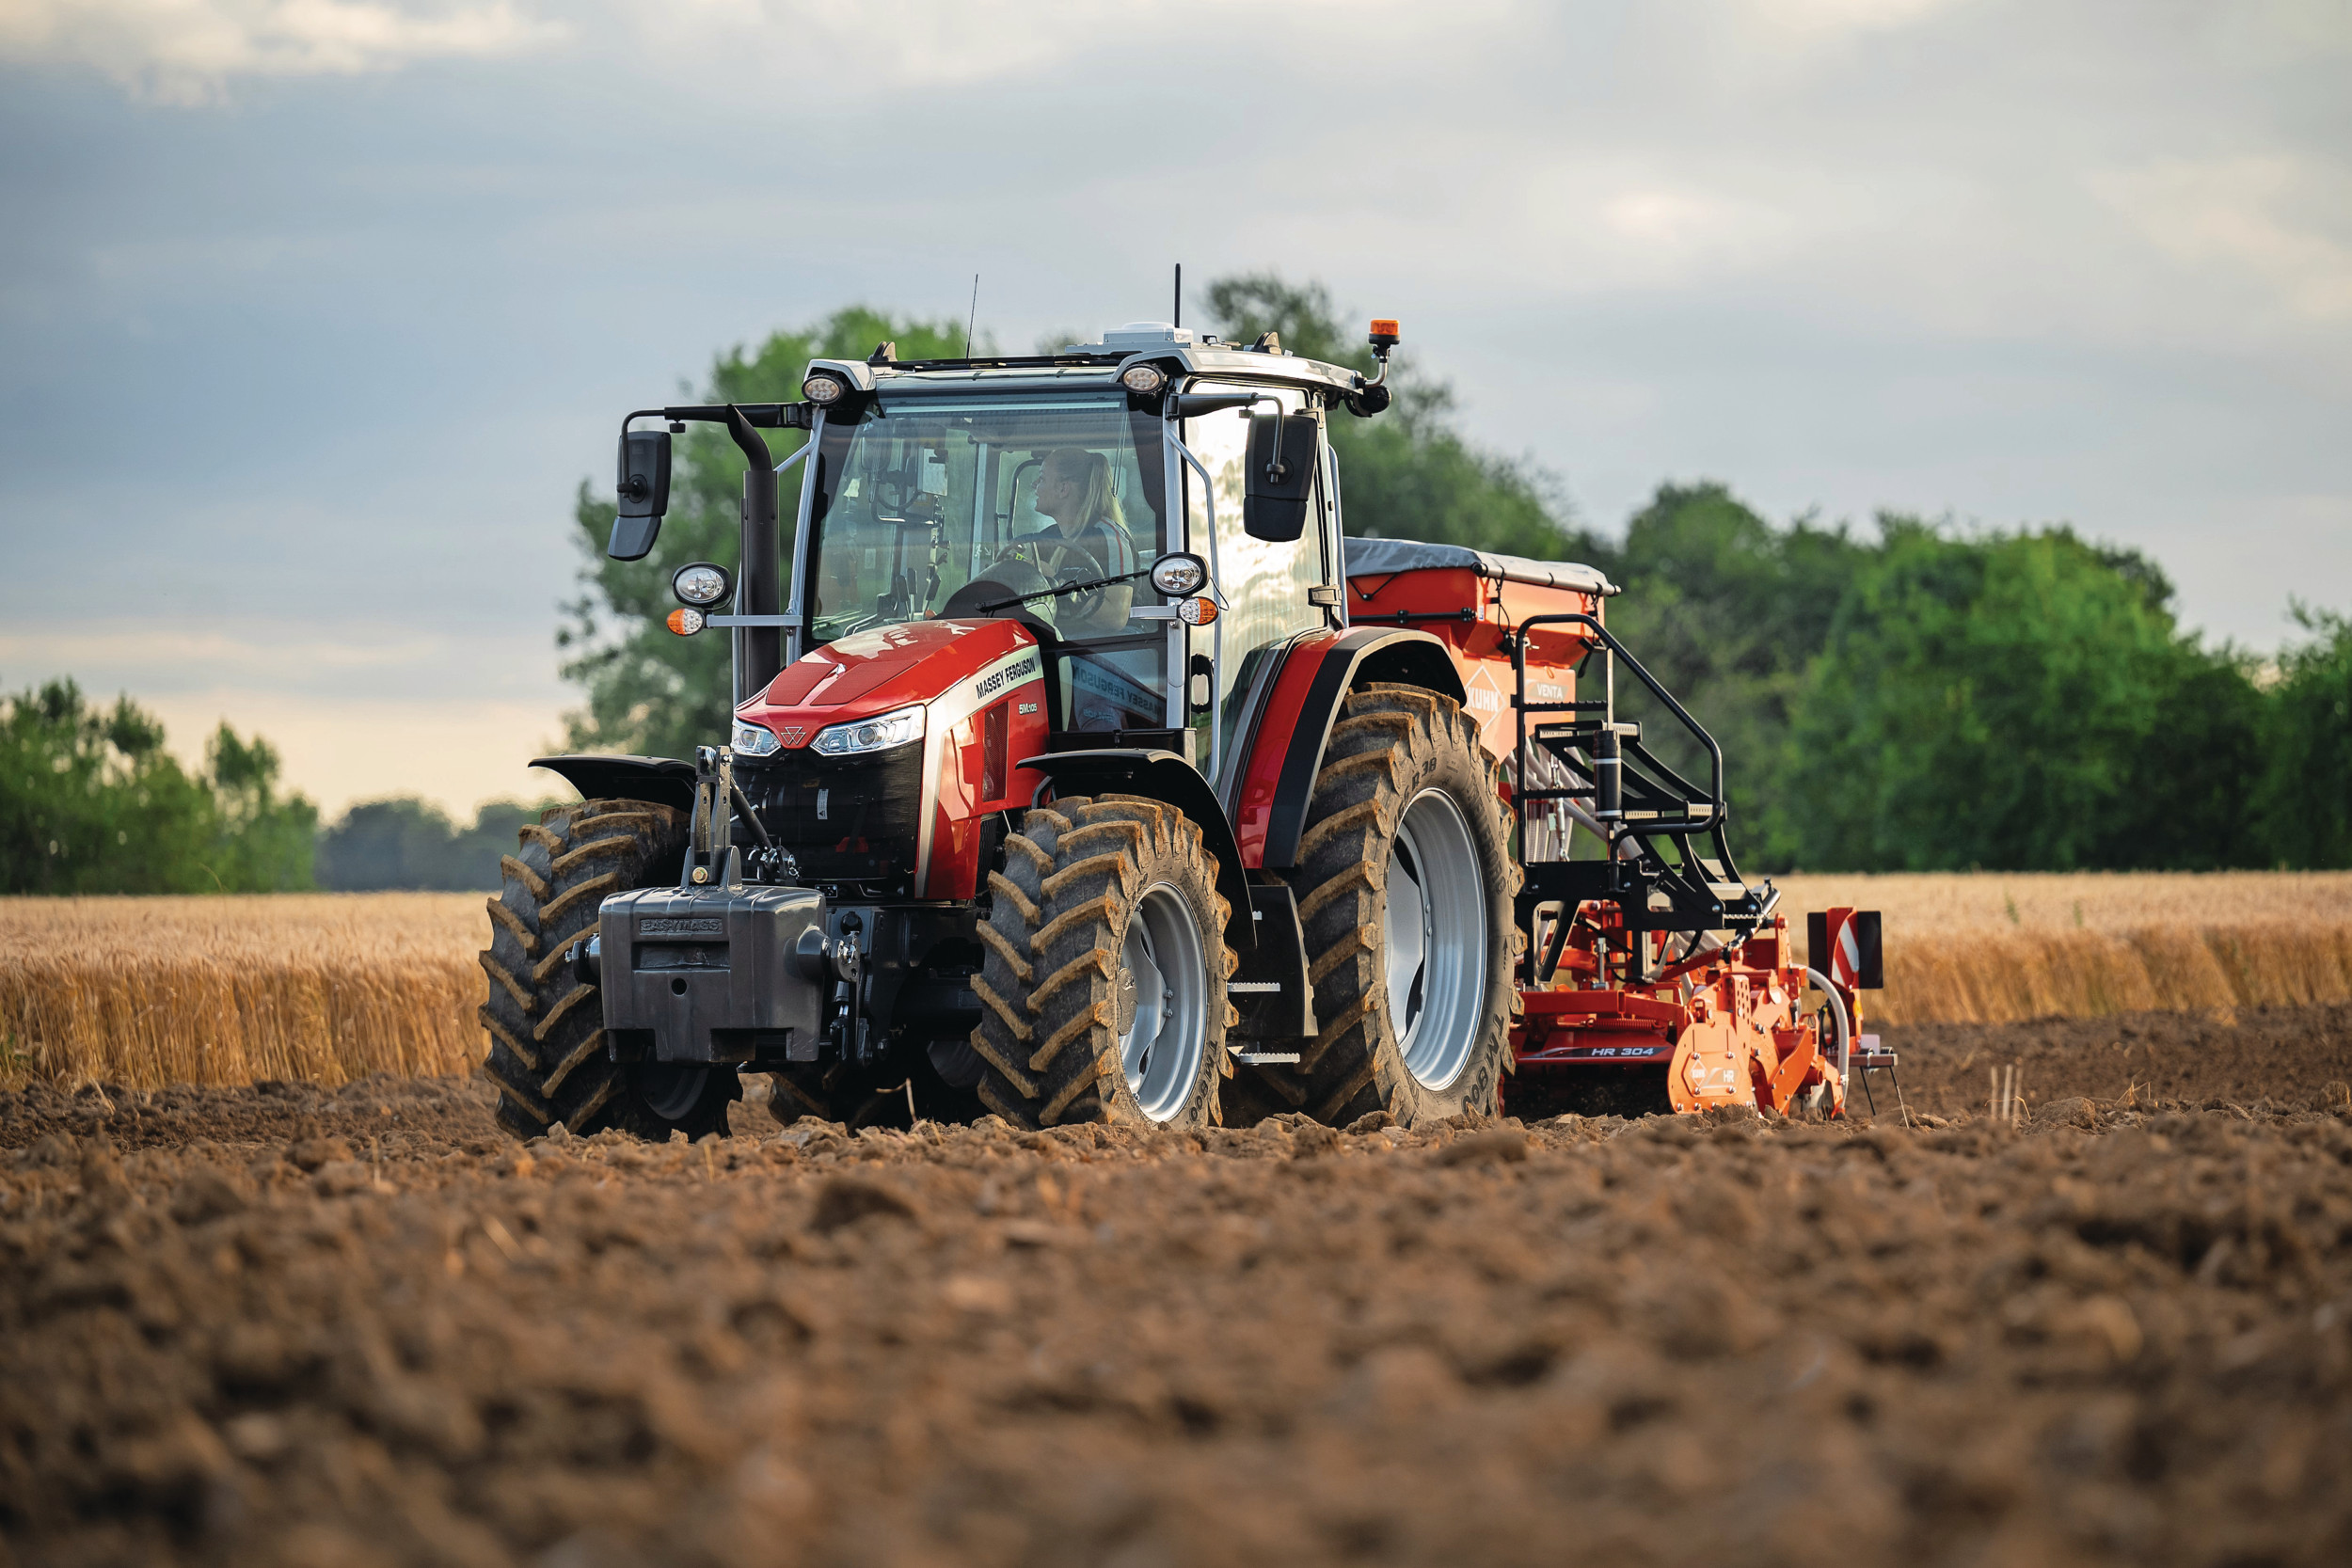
1804;967;1852;1104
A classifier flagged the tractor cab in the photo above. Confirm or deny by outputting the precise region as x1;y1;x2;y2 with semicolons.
778;323;1368;794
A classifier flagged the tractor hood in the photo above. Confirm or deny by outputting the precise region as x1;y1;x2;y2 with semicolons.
742;618;1041;730
730;615;1053;898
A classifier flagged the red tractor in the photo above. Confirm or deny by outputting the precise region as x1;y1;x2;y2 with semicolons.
478;321;1885;1140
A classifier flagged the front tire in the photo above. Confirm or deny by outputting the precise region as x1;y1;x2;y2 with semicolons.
968;795;1234;1129
478;798;741;1141
1232;684;1521;1128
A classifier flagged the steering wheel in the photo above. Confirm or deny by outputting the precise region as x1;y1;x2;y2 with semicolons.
938;557;1057;623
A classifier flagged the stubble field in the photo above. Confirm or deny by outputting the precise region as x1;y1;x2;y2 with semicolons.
4;872;2348;1093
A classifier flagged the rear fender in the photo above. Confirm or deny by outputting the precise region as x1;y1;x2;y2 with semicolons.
1018;749;1255;951
1245;629;1467;872
530;754;696;814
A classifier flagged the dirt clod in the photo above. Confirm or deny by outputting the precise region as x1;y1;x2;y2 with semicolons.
808;1175;917;1232
1434;1126;1528;1164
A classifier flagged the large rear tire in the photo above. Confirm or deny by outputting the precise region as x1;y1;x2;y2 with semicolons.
968;795;1234;1130
1231;684;1521;1129
478;798;741;1141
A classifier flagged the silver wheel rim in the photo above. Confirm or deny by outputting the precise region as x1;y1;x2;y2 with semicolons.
1119;882;1209;1122
1385;787;1488;1090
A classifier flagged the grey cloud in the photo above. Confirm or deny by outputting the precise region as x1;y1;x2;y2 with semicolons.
1;0;2345;806
0;0;565;105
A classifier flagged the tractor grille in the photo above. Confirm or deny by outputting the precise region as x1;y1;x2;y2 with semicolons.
737;745;926;886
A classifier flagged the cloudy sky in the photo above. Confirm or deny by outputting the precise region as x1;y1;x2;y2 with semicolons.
3;0;2347;816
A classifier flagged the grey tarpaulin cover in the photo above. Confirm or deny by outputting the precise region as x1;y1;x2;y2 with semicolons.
1341;536;1616;596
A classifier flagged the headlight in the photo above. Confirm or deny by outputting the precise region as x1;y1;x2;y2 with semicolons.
666;608;706;636
673;562;732;607
732;721;781;757
1149;551;1209;596
802;372;848;404
812;703;925;756
1120;364;1168;395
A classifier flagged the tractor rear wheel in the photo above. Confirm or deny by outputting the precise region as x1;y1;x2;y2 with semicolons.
1232;684;1521;1129
478;798;741;1141
968;795;1234;1130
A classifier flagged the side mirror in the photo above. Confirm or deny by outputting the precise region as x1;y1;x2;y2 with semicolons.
1242;412;1318;542
608;428;672;561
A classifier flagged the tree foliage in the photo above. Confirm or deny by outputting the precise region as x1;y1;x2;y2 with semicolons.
1;679;317;894
1772;522;2243;870
1556;483;1868;861
1200;274;1576;557
315;797;564;891
2260;606;2352;868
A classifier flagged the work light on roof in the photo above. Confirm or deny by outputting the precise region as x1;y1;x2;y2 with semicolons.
801;372;848;405
1120;364;1168;396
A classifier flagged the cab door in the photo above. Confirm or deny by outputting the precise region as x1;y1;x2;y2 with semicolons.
1177;383;1330;788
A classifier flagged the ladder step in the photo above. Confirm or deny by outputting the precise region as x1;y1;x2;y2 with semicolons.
1236;1053;1301;1066
1228;982;1281;994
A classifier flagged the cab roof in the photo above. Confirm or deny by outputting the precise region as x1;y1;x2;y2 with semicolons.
806;322;1365;404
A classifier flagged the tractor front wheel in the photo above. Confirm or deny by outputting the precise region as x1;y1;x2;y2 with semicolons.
478;798;740;1141
968;795;1234;1130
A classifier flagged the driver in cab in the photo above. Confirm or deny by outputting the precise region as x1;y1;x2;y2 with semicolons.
1015;448;1136;637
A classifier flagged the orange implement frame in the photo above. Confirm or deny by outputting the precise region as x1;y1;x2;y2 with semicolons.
1343;548;1878;1120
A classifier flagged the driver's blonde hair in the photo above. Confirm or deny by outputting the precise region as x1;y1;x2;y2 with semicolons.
1043;448;1122;529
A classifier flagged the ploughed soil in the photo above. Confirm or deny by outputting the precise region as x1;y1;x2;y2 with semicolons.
1881;1001;2352;1120
5;1006;2351;1568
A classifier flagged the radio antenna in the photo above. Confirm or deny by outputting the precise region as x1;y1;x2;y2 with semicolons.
964;274;979;358
1173;262;1182;328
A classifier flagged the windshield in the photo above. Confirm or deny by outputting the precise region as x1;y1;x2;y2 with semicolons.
802;395;1170;646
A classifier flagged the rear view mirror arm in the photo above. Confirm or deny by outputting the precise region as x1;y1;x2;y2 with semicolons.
1244;392;1292;483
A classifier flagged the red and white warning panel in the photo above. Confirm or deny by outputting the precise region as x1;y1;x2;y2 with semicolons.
1808;907;1883;991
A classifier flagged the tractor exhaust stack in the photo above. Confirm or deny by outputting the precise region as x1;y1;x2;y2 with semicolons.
723;405;785;704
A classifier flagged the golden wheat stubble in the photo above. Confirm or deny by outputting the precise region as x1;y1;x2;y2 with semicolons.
2;876;2349;1086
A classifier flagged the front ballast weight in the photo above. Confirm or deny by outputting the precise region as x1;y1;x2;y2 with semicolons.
596;745;837;1069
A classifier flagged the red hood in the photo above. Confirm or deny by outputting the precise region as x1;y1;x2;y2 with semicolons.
743;618;1038;727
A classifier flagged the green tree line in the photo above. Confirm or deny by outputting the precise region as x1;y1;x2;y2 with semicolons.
312;797;564;891
1;681;570;894
1;679;317;894
1578;490;2351;872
